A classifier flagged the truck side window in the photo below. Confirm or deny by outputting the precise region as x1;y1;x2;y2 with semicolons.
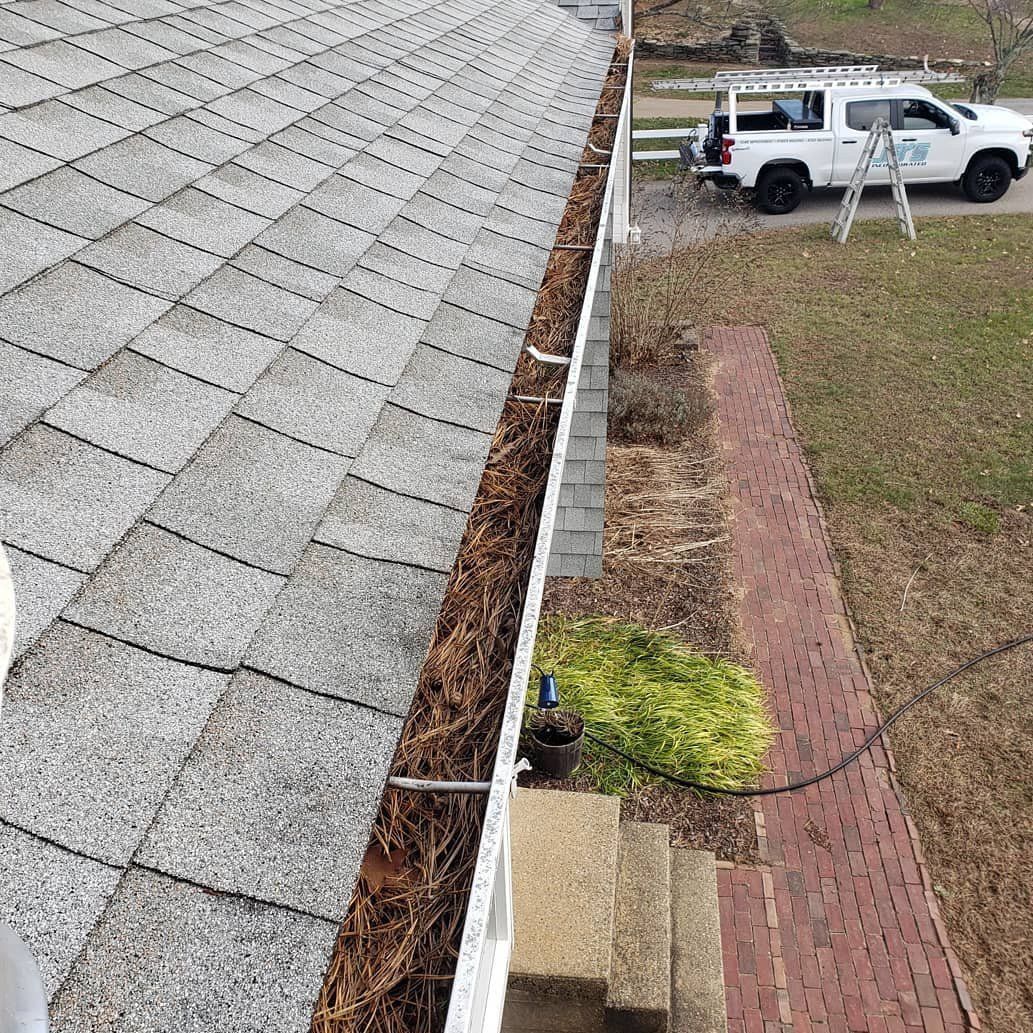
846;100;891;131
901;99;951;130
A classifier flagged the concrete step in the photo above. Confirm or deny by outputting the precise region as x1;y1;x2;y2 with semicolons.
507;788;621;1004
605;821;672;1033
670;849;727;1033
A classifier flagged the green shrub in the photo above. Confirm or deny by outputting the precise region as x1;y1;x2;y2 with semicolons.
608;370;706;447
528;615;772;795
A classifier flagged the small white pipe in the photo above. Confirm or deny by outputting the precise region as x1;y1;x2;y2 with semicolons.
388;777;492;794
522;343;570;367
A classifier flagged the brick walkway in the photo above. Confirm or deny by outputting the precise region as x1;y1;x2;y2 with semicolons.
704;327;977;1033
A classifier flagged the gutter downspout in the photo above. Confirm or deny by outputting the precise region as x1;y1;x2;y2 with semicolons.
444;44;634;1033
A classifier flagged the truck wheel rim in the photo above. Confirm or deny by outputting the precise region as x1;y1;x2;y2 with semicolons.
976;169;1003;196
769;182;794;207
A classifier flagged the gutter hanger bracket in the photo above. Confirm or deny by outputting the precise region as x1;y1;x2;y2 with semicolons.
522;343;570;367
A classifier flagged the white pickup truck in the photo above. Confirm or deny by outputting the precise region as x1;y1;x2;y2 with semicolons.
672;69;1033;214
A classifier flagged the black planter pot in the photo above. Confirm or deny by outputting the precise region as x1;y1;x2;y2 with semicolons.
528;712;585;778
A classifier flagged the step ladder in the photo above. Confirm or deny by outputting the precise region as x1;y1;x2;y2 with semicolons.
831;117;916;243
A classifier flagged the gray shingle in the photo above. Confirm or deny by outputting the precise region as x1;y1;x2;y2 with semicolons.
136;187;271;257
0;56;68;108
339;150;424;200
0;136;62;192
3;40;122;89
73;26;177;69
315;475;466;572
182;265;317;342
465;228;550;291
130;306;282;392
216;40;295;78
3;546;87;661
6;0;107;36
0;825;120;1000
290;288;422;385
391;344;510;434
377;215;467;270
0;208;85;293
0;10;62;47
49;869;336;1033
247;544;444;714
349;403;490;512
270;123;356;167
74;135;214;203
401;190;481;244
0;424;169;570
138;669;399;917
0;621;227;864
230;245;337;302
144;113;251;165
443;265;537;329
148;416;348;574
122;18;207;55
77;223;225;300
196;161;303;219
0;261;171;368
46;350;237;473
66;523;284;668
358;241;453;296
0;341;85;446
141;58;232;101
255;205;373;277
235;140;331;191
60;82;167;131
236;348;388;456
343;265;438;321
483;202;561;248
0;98;130;161
302;174;406;234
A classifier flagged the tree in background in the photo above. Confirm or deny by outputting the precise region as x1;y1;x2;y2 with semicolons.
968;0;1033;101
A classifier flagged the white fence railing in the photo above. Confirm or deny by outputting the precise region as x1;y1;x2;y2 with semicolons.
631;125;703;161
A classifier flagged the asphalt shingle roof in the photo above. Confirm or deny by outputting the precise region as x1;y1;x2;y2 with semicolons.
0;0;613;1024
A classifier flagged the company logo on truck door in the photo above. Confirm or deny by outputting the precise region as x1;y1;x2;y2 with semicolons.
872;141;931;167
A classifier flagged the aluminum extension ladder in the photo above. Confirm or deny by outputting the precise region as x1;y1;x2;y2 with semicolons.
831;117;915;243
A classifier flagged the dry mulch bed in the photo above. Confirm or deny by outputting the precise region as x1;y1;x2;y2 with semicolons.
527;350;762;863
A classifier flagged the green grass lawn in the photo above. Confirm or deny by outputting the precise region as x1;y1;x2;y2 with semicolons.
701;214;1033;1033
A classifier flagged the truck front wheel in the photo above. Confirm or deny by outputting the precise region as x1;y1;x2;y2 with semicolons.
754;168;805;214
962;154;1012;203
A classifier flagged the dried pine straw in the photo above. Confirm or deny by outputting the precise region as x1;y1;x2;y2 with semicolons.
605;446;728;573
311;53;628;1033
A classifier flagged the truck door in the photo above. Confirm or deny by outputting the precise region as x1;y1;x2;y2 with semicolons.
891;98;961;181
833;99;893;185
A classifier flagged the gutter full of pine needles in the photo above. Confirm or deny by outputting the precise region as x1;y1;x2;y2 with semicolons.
311;41;630;1033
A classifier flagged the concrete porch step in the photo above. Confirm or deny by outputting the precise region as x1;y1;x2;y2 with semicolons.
503;789;725;1033
606;821;671;1032
670;849;727;1033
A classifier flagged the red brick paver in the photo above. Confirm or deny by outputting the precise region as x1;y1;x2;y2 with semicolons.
705;327;977;1033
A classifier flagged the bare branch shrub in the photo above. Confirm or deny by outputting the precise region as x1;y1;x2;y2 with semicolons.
611;175;760;370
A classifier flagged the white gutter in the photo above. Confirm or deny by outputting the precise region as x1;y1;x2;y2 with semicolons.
0;924;48;1033
0;543;14;718
444;46;634;1033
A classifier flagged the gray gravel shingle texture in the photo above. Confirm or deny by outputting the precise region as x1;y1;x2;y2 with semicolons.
0;0;613;1024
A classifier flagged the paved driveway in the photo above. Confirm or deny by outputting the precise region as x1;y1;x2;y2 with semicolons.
634;172;1033;240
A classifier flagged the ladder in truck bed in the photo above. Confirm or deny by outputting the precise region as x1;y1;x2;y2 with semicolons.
831;116;915;243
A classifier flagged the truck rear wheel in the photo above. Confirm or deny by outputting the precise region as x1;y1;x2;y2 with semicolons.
962;154;1012;203
755;168;805;215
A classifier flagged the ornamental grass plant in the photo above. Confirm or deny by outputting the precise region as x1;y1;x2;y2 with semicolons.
529;615;772;795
